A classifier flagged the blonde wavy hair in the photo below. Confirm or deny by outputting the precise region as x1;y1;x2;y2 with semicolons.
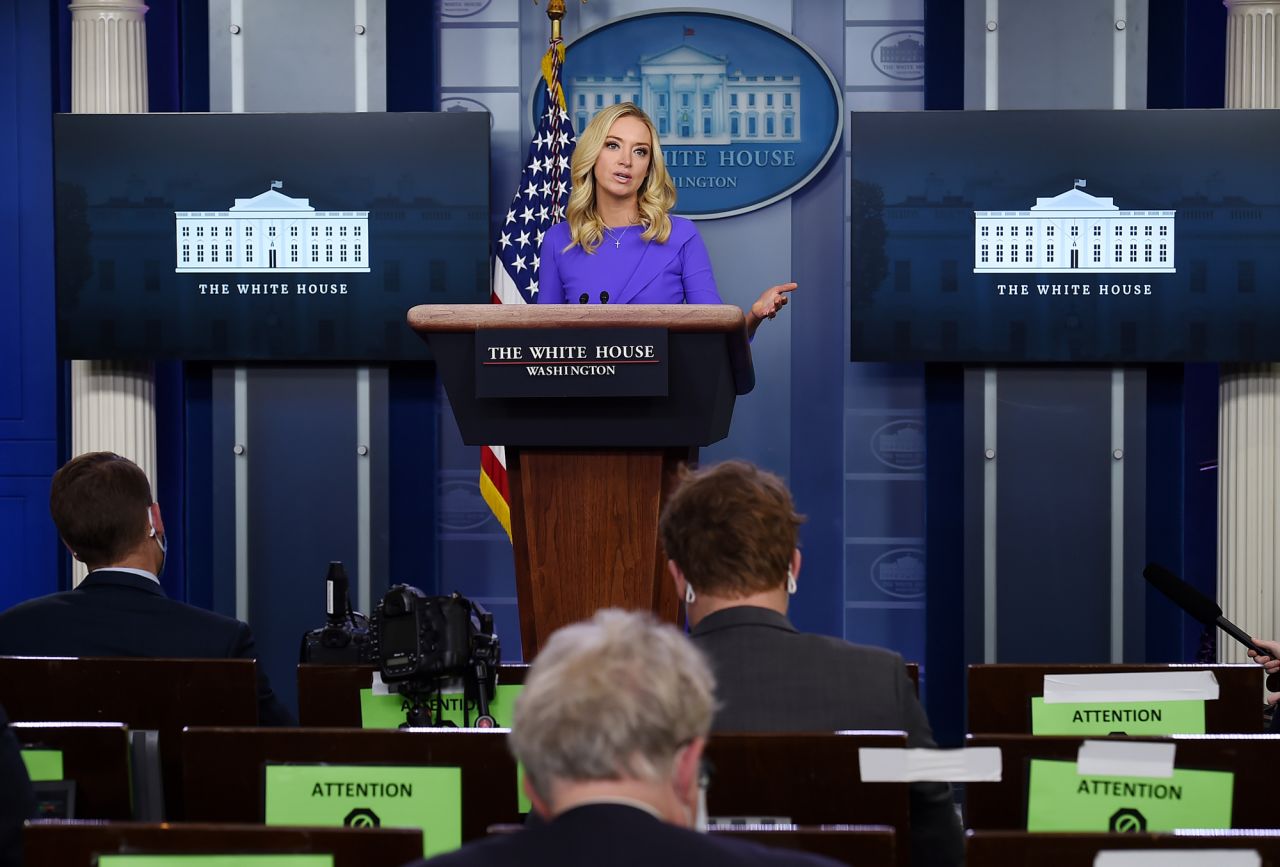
564;102;677;253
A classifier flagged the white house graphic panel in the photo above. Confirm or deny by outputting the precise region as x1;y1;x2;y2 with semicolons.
175;183;370;274
973;185;1175;274
570;42;801;146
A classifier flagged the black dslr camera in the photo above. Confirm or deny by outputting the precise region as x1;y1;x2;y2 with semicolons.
299;562;371;664
370;584;500;728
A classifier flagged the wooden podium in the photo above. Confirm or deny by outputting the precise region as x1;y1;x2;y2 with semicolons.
407;304;753;658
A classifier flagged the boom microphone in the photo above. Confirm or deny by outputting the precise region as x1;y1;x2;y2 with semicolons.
1142;562;1275;659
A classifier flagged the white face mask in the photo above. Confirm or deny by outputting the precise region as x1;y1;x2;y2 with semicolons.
147;509;167;577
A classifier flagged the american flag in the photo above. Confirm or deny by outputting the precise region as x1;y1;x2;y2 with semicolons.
480;40;577;539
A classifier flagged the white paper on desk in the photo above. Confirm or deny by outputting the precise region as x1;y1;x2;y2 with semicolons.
858;747;1002;782
1076;739;1175;778
1094;851;1259;867
370;670;392;696
1042;670;1219;703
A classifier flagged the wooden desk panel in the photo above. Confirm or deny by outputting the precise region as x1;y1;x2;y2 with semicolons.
967;829;1280;866
965;733;1280;829
712;824;896;867
705;732;910;865
967;664;1264;734
13;722;132;819
182;726;519;842
24;820;422;867
297;663;529;727
0;657;258;820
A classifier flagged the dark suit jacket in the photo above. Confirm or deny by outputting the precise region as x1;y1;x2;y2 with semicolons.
0;570;293;726
407;803;845;867
0;703;34;867
691;606;963;867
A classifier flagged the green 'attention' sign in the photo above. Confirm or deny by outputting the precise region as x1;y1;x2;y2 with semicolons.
358;683;532;814
1030;697;1207;735
98;857;333;867
19;749;64;782
264;764;459;857
358;684;522;729
1026;758;1233;832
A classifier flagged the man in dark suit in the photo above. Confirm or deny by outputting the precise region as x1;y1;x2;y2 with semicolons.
0;703;35;867
406;609;842;867
0;452;293;726
659;460;963;867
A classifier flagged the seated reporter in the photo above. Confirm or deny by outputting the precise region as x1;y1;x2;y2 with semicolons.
659;460;963;867
0;452;293;726
407;609;842;867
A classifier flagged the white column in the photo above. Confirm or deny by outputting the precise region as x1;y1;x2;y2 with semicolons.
1219;0;1280;661
68;0;155;585
1226;0;1280;108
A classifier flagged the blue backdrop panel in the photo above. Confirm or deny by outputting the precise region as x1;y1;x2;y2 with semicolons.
787;0;846;643
245;367;361;718
995;368;1113;663
0;2;59;603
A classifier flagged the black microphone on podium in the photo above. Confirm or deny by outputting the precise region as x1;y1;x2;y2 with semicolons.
599;291;610;304
1143;562;1276;660
579;292;589;304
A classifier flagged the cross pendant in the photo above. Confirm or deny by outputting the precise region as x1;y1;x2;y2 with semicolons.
614;238;621;249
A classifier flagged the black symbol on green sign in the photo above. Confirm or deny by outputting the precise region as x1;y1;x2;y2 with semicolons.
344;807;381;827
1108;807;1147;832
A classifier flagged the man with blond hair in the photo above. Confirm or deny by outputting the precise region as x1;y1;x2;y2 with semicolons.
409;609;842;866
660;460;963;867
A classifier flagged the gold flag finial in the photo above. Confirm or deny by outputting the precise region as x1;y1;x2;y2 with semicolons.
534;0;584;43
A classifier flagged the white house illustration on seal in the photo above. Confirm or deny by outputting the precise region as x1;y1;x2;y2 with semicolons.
973;182;1175;274
174;181;370;274
570;42;801;146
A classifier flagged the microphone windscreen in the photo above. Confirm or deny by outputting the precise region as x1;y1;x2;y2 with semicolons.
326;561;349;616
1142;562;1221;625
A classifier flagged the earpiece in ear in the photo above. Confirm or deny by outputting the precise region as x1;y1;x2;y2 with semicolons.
786;568;797;596
685;583;697;605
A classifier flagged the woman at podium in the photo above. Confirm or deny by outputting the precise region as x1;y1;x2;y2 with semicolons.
537;103;795;337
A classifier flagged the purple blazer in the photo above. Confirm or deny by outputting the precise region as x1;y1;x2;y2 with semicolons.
536;215;723;305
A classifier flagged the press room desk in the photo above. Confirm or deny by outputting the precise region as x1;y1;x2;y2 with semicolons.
182;726;519;842
704;732;911;866
13;722;132;819
296;663;529;727
23;820;423;867
967;664;1264;733
712;825;896;867
964;733;1280;829
965;829;1280;866
0;656;258;819
297;663;918;727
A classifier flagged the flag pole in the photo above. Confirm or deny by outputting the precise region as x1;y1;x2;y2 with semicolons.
482;1;583;540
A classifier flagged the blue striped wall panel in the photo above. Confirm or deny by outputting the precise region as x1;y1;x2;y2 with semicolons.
0;2;60;599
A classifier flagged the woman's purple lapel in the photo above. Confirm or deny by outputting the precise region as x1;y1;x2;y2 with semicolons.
613;217;693;304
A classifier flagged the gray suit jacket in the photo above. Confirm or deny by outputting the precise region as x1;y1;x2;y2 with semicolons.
691;606;963;867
